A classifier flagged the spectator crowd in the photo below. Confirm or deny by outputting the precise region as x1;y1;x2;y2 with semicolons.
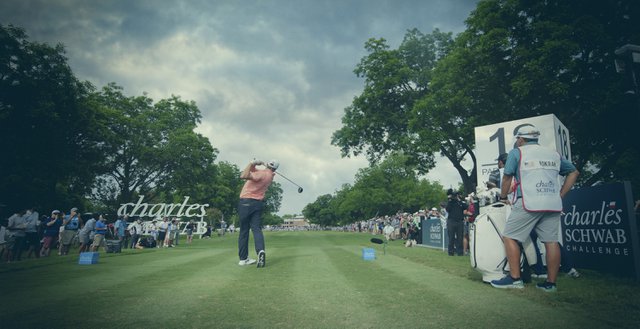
1;207;213;263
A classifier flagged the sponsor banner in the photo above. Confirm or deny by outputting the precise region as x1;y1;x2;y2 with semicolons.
118;195;209;218
421;218;447;250
562;182;640;280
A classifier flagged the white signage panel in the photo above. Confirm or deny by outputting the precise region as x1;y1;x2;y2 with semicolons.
474;114;571;188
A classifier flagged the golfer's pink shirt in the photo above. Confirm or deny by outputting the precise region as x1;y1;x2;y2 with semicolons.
239;169;275;200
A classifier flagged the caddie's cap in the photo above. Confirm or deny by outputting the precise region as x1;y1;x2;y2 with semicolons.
515;125;540;139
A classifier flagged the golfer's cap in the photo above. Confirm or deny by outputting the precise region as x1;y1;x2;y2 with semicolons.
431;207;437;211
496;153;508;162
70;207;78;212
515;126;540;139
52;210;61;215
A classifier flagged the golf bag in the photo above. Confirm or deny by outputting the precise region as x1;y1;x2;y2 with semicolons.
469;202;537;283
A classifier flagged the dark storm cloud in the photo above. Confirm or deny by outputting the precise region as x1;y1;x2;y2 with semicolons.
0;0;478;214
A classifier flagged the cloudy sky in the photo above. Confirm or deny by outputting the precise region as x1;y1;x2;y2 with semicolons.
1;0;478;215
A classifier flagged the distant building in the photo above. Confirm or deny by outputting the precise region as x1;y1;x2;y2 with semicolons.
283;215;309;228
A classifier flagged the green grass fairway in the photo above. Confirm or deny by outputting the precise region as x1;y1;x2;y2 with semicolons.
1;231;639;328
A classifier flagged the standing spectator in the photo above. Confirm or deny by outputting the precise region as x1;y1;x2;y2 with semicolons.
439;203;448;222
40;210;63;257
23;208;40;258
414;212;423;244
220;220;227;236
60;207;81;255
7;210;27;261
491;125;579;292
487;153;508;189
1;217;12;262
164;219;176;247
237;159;277;268
172;218;180;246
157;217;168;248
400;215;408;240
129;218;143;249
78;214;96;253
185;220;195;244
91;214;107;252
114;216;127;249
445;190;466;256
463;195;477;256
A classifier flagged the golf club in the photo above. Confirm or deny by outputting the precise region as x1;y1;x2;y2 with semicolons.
275;171;304;193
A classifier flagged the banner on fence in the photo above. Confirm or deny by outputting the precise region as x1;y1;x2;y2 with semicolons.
562;181;640;280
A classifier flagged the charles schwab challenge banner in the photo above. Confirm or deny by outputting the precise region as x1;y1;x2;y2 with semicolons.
117;196;209;218
562;181;640;280
421;218;447;250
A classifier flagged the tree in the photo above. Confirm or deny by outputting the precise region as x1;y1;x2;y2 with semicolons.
425;0;640;192
91;83;219;209
331;29;455;174
0;24;103;215
303;153;445;224
262;181;283;226
208;161;243;217
334;1;640;195
303;194;339;227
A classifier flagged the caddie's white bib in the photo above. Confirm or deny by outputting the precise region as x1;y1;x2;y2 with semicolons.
517;144;562;212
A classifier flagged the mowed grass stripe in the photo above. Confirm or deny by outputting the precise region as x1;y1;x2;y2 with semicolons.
337;245;599;328
4;246;231;327
282;238;385;328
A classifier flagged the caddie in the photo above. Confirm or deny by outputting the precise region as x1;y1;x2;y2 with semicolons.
490;125;579;292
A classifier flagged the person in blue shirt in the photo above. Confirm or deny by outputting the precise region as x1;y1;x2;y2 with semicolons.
114;216;127;249
60;207;82;255
91;214;107;252
490;125;579;292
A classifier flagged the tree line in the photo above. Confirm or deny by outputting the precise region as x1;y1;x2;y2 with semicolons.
0;24;282;224
331;0;640;198
303;153;446;227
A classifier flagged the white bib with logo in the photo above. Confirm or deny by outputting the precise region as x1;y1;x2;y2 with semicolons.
517;144;562;212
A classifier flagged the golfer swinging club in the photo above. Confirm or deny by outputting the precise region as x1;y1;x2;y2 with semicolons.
237;159;278;268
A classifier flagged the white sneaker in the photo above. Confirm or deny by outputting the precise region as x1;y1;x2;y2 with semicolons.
238;258;257;266
567;268;580;278
257;250;266;268
531;273;548;279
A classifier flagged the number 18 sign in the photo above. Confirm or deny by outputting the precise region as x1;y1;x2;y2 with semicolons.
474;114;571;188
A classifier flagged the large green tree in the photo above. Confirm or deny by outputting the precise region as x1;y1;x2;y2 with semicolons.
424;0;640;191
331;29;455;174
334;1;640;195
0;24;103;215
90;83;219;210
208;161;244;217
